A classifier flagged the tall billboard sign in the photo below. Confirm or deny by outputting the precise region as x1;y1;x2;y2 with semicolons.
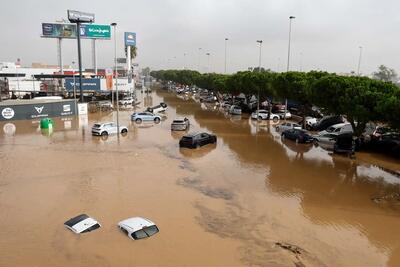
80;24;111;39
124;32;136;47
41;23;110;39
42;23;77;38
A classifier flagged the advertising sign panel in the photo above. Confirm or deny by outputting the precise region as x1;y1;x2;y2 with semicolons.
0;100;76;121
80;24;111;39
65;78;101;91
105;69;113;90
124;32;136;47
42;23;110;39
42;23;77;38
68;10;95;23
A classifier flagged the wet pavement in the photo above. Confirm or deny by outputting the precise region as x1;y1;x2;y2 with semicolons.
1;88;400;266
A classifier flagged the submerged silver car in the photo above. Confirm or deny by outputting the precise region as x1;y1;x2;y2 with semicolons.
171;117;190;131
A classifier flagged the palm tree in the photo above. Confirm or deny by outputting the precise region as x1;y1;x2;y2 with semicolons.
125;46;137;61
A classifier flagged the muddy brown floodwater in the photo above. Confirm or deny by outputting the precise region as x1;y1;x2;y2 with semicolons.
1;88;400;267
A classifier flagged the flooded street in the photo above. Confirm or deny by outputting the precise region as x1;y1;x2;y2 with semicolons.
1;88;400;267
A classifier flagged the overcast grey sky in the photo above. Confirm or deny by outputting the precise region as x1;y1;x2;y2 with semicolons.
0;0;399;75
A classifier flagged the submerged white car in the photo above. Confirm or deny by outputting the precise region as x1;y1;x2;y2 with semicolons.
251;110;280;122
146;103;167;113
64;214;101;234
118;217;159;240
119;97;136;105
91;122;128;136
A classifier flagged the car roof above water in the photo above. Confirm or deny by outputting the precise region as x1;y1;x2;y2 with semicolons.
118;217;156;232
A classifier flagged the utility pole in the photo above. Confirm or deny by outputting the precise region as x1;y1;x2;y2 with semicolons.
224;38;228;73
198;48;202;72
111;22;120;135
256;40;262;118
286;16;295;72
357;46;363;76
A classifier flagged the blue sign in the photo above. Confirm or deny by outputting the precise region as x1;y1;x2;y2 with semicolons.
65;78;100;91
124;32;136;47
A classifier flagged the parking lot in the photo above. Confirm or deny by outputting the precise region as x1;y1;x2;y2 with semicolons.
1;88;400;266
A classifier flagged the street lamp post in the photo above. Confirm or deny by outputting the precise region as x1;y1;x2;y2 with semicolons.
285;16;295;122
198;48;202;72
206;53;211;73
286;16;295;72
224;38;228;73
357;46;363;76
256;40;263;117
72;61;78;116
111;22;120;135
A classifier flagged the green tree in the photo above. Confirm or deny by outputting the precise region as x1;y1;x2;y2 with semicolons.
372;65;398;82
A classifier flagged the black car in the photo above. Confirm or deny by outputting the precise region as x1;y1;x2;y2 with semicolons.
334;132;355;155
281;129;313;143
309;115;344;131
179;132;217;148
371;132;400;157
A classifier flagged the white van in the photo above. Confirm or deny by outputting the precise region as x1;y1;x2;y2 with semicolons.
318;123;353;136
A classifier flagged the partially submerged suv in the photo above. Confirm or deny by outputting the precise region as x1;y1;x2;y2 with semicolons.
64;214;101;234
91;122;128;136
179;132;217;148
171;117;190;131
118;217;159;240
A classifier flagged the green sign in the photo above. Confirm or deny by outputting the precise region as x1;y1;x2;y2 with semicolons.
80;24;111;39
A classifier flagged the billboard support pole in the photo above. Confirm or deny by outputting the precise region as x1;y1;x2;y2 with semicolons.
127;45;132;96
57;38;63;73
76;22;83;102
92;39;97;75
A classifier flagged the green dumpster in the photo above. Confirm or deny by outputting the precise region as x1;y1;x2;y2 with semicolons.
40;118;54;129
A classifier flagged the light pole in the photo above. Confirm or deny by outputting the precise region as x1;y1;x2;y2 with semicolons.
198;48;202;72
357;46;363;76
111;22;120;135
72;61;78;116
299;52;303;72
224;38;228;73
286;16;295;72
285;16;295;122
206;53;211;73
257;40;262;72
256;40;263;117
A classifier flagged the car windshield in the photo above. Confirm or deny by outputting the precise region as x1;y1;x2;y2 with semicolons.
173;120;184;123
143;225;159;236
131;229;148;240
182;136;193;141
93;124;101;128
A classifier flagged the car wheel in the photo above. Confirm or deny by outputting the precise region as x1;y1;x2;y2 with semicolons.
154;117;161;123
101;131;108;136
121;129;128;134
258;116;263;120
273;117;279;123
135;118;142;123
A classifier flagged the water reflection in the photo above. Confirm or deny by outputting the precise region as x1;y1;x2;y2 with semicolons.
156;88;400;263
179;144;217;158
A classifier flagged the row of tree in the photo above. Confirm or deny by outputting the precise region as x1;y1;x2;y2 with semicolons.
150;69;400;136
